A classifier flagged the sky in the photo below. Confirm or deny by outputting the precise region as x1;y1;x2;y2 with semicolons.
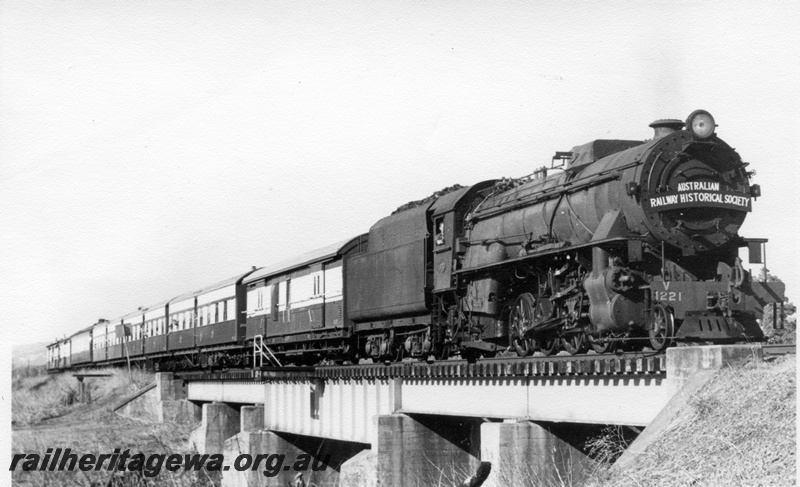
2;0;799;350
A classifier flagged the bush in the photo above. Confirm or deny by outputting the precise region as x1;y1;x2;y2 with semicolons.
12;366;154;426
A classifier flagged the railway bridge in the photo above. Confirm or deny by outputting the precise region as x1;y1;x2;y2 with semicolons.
129;344;763;486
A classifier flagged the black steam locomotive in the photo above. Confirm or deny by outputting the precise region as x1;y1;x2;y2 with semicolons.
48;110;784;371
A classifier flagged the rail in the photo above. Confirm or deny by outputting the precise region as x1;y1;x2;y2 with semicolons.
170;343;794;383
176;350;667;382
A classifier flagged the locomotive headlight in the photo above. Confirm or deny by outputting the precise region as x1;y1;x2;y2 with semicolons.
686;110;716;139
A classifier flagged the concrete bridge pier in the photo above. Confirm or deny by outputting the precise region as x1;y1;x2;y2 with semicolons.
369;414;594;487
222;404;368;487
157;372;202;423
481;420;593;487
189;402;241;455
375;413;482;487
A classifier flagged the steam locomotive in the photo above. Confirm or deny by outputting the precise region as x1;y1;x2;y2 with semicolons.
47;109;785;371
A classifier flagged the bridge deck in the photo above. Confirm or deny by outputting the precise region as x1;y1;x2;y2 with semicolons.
182;345;772;444
184;352;674;444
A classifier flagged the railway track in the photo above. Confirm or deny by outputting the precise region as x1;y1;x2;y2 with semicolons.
178;350;668;382
176;343;794;383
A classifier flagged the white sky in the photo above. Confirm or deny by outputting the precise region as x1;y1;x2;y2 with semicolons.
2;0;799;351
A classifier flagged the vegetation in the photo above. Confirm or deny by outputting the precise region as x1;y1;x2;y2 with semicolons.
12;366;150;427
586;354;796;487
12;367;215;486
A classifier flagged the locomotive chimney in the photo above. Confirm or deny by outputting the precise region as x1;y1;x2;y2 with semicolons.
649;119;685;139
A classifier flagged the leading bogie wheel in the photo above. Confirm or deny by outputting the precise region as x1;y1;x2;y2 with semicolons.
588;334;616;354
648;303;675;351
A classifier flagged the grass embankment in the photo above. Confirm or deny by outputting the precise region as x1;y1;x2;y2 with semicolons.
12;366;151;427
12;367;213;486
589;354;796;487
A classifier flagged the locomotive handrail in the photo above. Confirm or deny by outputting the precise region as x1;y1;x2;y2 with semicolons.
469;158;646;223
470;171;618;222
454;237;638;276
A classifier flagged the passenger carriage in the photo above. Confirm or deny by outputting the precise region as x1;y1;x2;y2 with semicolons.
121;309;145;358
58;338;71;369
91;319;109;364
70;326;93;366
167;291;196;352
244;236;366;363
143;299;170;356
46;342;60;371
194;270;258;349
107;317;124;361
